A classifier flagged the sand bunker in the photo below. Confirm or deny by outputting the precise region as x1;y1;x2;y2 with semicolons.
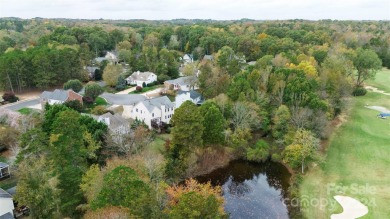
331;195;368;219
365;106;390;113
365;86;390;96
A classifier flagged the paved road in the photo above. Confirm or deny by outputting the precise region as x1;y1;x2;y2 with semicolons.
1;98;40;111
100;93;146;105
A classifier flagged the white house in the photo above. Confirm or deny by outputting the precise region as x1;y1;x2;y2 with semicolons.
40;89;83;108
0;188;14;218
130;96;175;129
126;71;157;87
164;76;198;92
175;90;203;108
94;51;118;63
182;54;193;64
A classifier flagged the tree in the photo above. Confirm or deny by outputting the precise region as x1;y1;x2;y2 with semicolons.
15;157;61;218
2;91;19;103
282;129;319;174
246;140;270;162
103;64;122;87
63;79;83;92
91;166;152;218
171;101;204;148
230;102;260;130
115;75;126;91
272;105;291;142
49;110;98;216
84;82;104;101
84;206;132;219
201;104;225;145
165;178;226;219
353;48;382;86
64;99;84;112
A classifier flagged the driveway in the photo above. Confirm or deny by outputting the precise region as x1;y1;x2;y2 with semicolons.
1;98;40;111
100;93;146;105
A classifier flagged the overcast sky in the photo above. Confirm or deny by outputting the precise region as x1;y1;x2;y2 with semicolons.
1;0;389;20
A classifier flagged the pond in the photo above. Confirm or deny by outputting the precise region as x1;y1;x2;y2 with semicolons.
195;160;292;219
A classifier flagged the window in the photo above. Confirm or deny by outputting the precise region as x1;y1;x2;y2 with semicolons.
136;108;138;112
152;113;154;117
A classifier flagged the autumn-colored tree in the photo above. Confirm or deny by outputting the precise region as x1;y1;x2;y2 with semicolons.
84;206;133;219
282;129;319;173
165;178;226;219
15;157;61;218
103;64;123;87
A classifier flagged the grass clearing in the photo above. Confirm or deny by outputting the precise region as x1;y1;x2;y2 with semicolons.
366;68;390;93
17;108;34;115
300;70;390;218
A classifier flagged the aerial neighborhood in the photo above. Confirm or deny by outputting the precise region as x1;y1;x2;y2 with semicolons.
0;17;388;219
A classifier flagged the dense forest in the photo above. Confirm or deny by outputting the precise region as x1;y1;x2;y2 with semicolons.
0;18;387;218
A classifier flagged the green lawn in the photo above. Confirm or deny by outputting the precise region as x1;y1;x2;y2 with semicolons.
17;108;34;115
129;85;162;94
366;68;390;93
300;76;390;218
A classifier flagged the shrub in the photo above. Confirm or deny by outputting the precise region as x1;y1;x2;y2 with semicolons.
63;79;83;93
91;105;107;115
142;82;147;87
85;83;104;101
2;92;19;103
136;86;143;92
352;86;367;96
157;74;170;84
246;140;270;162
64;100;84;112
83;96;94;105
271;153;282;162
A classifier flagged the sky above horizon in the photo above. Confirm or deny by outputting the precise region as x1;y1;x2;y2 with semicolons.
1;0;389;20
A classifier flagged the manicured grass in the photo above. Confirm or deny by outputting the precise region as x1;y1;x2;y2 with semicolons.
17;108;34;115
366;68;390;93
300;87;390;217
129;85;162;94
94;97;108;106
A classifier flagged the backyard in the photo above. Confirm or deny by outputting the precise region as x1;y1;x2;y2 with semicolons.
300;69;390;218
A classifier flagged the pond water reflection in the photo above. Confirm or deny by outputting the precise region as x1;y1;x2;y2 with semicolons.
195;160;291;219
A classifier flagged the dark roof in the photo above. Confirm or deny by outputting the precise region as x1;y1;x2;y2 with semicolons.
40;89;69;101
177;90;202;99
0;212;14;219
0;162;8;168
0;188;12;198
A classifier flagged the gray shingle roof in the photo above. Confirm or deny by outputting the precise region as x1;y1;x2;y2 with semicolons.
0;212;14;219
141;96;174;113
40;89;69;102
98;113;128;131
177;90;202;99
165;76;197;86
0;188;12;198
127;71;155;82
203;55;214;60
0;162;8;169
86;66;99;73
